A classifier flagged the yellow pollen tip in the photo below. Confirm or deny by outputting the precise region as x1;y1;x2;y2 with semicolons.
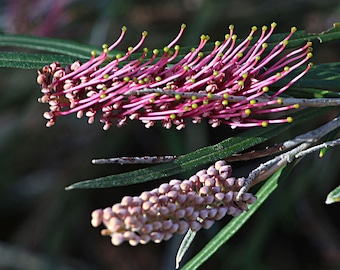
198;52;204;57
123;76;130;82
262;86;269;92
251;26;258;31
142;31;148;37
271;22;277;28
103;74;109;79
284;66;290;72
190;78;196;83
174;45;180;51
282;40;289;46
250;99;256;105
116;54;122;59
291;26;297;33
128;46;133;52
286;117;293;123
213;70;219;76
203;99;209;105
294;104;300;109
102;44;108;49
170;114;176;120
262;121;268;127
207;93;213;98
277;98;283;105
229;24;234;30
184;65;190;71
149;98;155;103
191;95;197;100
244;109;251;115
163;46;169;53
122;26;127;32
307;52;313;58
222;100;228;106
91;50;96;57
262;43;268;48
223;93;229;99
237;52;243;58
262;25;268;32
215;41;221;46
153;49;159;55
155;76;162;82
232;34;237;40
181;23;186;29
175;94;181;100
100;94;106;99
191;103;198;109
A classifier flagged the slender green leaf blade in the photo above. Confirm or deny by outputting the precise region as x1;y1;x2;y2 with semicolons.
0;52;88;69
65;107;328;190
325;185;340;204
0;34;100;58
176;230;197;269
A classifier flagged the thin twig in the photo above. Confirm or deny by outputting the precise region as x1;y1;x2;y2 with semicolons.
237;115;340;200
128;88;340;108
295;138;340;158
92;155;178;165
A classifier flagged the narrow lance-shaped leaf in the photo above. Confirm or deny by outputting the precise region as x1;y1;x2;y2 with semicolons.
0;52;88;69
65;108;330;190
0;33;119;58
325;185;340;204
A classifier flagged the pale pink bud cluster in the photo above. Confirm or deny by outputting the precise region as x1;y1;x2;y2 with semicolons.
91;160;257;246
37;23;313;130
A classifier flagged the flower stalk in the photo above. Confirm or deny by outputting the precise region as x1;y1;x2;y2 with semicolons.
37;23;313;130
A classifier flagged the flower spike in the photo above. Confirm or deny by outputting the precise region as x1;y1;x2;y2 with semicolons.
37;23;313;130
91;160;257;246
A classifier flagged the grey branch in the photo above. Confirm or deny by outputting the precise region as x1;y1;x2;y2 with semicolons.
128;88;340;108
237;115;340;200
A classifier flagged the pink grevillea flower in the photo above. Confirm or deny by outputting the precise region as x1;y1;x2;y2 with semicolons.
37;23;313;130
91;160;257;246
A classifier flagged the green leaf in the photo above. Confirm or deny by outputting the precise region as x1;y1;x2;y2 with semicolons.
0;34;101;58
325;185;340;204
0;52;88;69
283;63;340;90
180;166;285;270
65;107;328;190
176;229;197;269
2;23;339;69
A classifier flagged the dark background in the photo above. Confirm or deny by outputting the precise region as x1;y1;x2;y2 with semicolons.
0;0;340;269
